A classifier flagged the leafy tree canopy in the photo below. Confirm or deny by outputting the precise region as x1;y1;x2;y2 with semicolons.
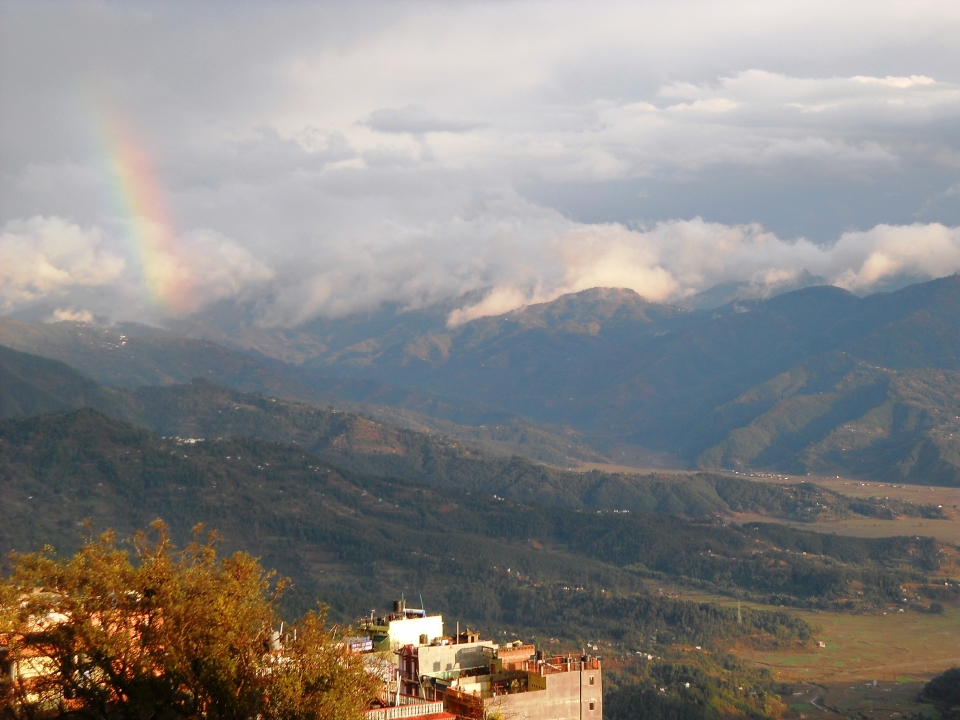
0;521;377;720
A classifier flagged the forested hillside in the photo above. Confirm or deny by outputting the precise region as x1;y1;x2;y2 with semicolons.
172;276;960;485
1;346;945;522
0;334;601;466
0;344;113;418
2;410;956;624
6;276;960;484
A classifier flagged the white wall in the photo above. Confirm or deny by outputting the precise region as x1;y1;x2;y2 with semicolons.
387;615;444;650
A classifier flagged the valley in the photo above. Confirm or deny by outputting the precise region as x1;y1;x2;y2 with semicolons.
6;8;960;717
4;278;960;719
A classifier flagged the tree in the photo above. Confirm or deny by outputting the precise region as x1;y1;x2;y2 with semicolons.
0;521;377;719
921;667;960;712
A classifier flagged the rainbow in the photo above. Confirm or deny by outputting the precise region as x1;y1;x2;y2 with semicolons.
95;111;195;315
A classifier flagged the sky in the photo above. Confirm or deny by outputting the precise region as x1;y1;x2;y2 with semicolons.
2;0;960;327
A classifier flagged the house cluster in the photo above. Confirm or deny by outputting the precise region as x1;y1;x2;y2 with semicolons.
354;600;602;720
2;597;602;720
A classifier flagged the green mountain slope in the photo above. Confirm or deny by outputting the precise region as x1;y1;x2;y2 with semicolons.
117;379;948;519
0;318;604;466
2;410;952;624
0;344;114;418
0;316;331;402
696;355;960;485
2;348;938;520
7;275;960;484
173;277;960;483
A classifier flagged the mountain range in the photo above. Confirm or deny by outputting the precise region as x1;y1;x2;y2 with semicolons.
6;276;960;484
8;343;936;521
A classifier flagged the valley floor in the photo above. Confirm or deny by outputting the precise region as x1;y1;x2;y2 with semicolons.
738;606;960;685
731;478;960;544
653;589;958;718
569;459;960;544
732;511;960;546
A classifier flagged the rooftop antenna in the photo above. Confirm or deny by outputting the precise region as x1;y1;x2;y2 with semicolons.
419;593;425;614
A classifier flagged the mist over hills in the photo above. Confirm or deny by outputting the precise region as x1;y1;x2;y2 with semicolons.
169;276;960;483
4;276;960;483
0;316;598;466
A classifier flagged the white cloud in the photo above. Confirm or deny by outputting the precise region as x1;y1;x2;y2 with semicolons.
851;75;936;88
0;216;125;311
49;308;95;324
177;229;275;310
0;216;273;320
664;98;740;113
3;3;960;327
7;207;956;330
830;224;960;291
444;217;960;325
447;287;547;326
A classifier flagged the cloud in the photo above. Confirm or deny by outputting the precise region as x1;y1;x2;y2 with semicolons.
447;287;545;326
3;3;960;327
364;106;481;134
851;75;935;88
49;308;95;324
5;207;957;331
178;229;275;309
0;216;125;311
830;224;960;291
442;215;960;325
0;216;273;321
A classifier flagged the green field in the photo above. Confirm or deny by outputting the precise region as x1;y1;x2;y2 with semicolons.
660;589;960;718
738;606;960;683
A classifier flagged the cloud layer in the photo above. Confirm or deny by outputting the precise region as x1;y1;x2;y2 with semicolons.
0;216;125;312
1;2;959;325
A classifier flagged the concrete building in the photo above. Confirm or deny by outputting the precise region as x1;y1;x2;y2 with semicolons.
397;639;497;698
422;647;601;720
357;601;602;720
357;600;445;656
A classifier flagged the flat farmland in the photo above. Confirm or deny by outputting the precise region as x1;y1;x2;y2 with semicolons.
730;511;960;545
570;463;960;543
760;474;960;509
669;593;960;718
739;607;960;720
738;606;960;684
782;680;937;720
660;584;960;684
732;478;960;545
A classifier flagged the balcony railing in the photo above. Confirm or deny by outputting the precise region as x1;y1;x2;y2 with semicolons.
364;700;445;720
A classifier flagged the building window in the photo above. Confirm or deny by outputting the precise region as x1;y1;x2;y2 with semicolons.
589;677;595;686
589;702;595;711
433;662;441;672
